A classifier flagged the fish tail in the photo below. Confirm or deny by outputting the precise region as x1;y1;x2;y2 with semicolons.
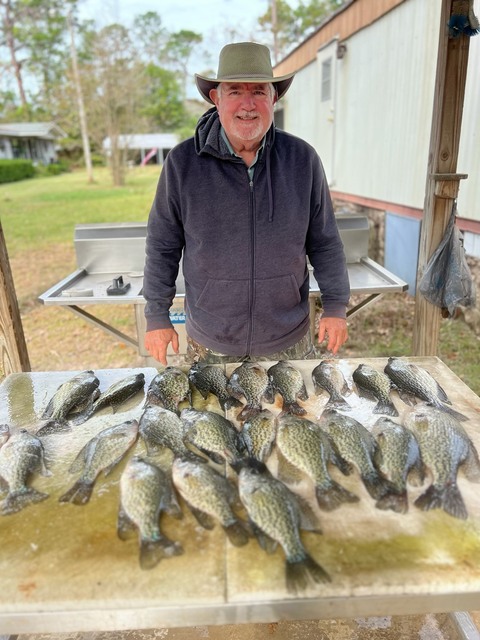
1;488;49;515
414;483;468;520
281;401;307;416
36;419;71;436
59;480;95;505
440;403;469;422
221;396;243;411
223;520;251;547
286;553;331;595
373;401;399;417
325;395;350;410
140;536;184;570
361;470;396;501
376;490;409;514
315;482;359;511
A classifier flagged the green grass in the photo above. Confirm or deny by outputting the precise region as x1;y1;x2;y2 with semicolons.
0;166;160;254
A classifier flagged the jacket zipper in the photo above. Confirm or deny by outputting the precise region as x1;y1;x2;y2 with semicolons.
246;178;255;354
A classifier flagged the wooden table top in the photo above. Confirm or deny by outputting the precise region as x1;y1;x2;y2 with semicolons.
0;357;479;634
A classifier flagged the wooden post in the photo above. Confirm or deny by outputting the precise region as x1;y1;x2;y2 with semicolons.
412;0;470;355
0;221;30;376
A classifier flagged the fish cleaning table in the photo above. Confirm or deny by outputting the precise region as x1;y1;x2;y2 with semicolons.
0;357;478;635
38;218;408;364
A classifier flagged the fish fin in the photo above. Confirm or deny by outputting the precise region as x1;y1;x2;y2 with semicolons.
375;490;409;514
220;396;243;411
223;520;251;547
188;506;215;529
139;536;184;570
59;479;94;505
435;402;469;422
361;470;397;501
237;404;262;422
396;390;417;406
69;409;94;426
286;554;331;595
280;401;307;416
295;496;323;533
315;481;359;511
414;483;468;520
68;443;90;474
36;420;71;436
1;488;49;515
462;445;480;483
275;449;304;485
325;396;351;410
298;385;309;402
373;401;399;417
250;522;278;554
117;507;137;540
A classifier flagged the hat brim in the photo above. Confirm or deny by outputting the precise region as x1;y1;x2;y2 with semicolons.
195;73;294;105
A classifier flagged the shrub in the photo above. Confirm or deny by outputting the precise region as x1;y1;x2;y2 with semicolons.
0;159;35;184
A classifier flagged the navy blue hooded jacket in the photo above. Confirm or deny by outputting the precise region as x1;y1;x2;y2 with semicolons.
143;107;350;356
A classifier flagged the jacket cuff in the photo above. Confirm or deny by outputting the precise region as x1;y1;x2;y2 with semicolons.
320;303;347;319
145;314;173;332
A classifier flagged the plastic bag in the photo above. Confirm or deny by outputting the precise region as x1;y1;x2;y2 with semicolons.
419;204;476;318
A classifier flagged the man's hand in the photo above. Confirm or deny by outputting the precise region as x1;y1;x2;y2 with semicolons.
318;317;348;355
144;328;179;366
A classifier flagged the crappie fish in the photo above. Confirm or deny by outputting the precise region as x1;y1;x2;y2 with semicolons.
312;360;350;410
59;419;139;505
37;370;100;435
267;360;308;415
71;373;146;425
384;357;468;421
181;408;246;469
118;456;183;569
371;417;424;513
403;405;480;519
188;362;242;411
0;429;50;514
319;409;400;505
172;456;250;547
227;361;275;421
139;405;190;458
276;414;359;511
352;363;398;416
238;465;330;595
242;409;277;464
145;367;191;415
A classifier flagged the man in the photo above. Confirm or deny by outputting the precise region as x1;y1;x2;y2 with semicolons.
143;42;349;366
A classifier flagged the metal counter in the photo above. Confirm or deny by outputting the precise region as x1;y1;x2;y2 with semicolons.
0;357;479;634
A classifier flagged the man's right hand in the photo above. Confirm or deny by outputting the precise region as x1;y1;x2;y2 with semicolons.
144;328;179;366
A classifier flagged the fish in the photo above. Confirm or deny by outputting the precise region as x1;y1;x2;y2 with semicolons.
238;465;330;595
138;405;190;458
144;367;191;415
267;360;308;415
59;419;139;505
171;456;250;547
371;417;425;513
37;370;100;435
71;373;146;425
227;361;275;421
403;405;480;519
384;357;468;421
276;414;359;511
0;429;51;514
242;409;277;464
181;408;246;469
118;456;184;569
311;360;350;410
352;363;398;416
188;362;242;411
318;409;401;505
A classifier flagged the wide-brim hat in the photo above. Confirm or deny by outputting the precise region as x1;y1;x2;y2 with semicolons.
195;42;295;105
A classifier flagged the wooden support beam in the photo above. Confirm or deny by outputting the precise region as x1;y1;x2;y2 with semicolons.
0;221;30;376
412;0;470;356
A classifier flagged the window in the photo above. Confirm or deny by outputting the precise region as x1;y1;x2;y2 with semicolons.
321;58;332;102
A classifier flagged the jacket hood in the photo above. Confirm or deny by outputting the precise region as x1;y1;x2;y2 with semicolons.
194;107;277;221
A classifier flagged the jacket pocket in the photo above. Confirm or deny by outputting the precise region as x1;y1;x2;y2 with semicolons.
253;274;306;341
194;278;250;342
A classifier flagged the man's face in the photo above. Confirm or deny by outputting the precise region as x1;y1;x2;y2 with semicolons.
209;82;276;149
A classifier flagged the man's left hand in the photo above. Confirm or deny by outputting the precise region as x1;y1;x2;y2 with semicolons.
318;317;348;355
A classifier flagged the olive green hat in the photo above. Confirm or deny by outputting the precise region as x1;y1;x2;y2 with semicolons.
195;42;295;105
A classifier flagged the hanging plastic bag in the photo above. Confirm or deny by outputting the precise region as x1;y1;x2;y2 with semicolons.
419;203;476;318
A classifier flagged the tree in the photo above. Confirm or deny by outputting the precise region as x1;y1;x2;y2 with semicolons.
161;30;202;98
141;64;187;131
